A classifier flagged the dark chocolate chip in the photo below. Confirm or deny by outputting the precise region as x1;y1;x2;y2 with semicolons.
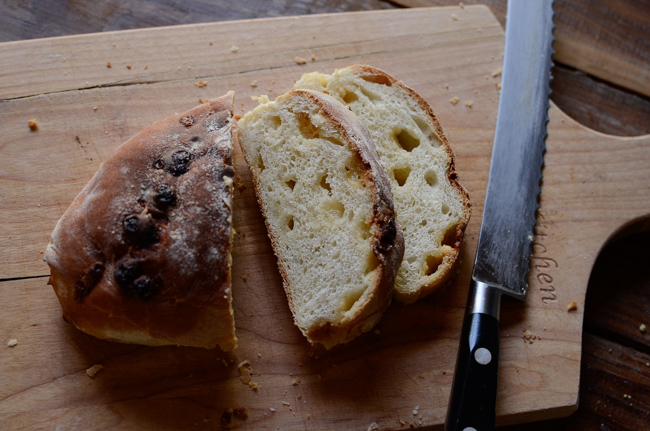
223;166;235;178
169;149;192;176
191;136;200;142
74;262;105;302
123;214;158;248
153;185;177;209
113;259;141;287
113;260;160;301
129;275;159;301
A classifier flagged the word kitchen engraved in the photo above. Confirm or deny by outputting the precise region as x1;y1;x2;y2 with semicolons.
530;213;559;304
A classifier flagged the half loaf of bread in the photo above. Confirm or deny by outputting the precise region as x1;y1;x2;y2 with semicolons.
295;66;471;304
44;93;237;350
238;89;405;349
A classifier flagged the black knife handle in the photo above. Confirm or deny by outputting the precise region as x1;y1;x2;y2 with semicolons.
445;310;500;431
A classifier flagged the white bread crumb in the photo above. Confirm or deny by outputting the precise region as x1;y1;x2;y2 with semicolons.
86;364;103;378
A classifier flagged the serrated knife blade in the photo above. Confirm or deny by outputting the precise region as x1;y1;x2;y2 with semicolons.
445;1;555;430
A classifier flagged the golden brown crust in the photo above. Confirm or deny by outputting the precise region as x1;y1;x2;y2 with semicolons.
44;93;237;350
343;65;471;302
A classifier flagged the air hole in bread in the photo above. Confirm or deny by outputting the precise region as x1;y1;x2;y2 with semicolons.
287;216;295;230
340;288;364;312
424;170;438;187
319;174;332;194
360;87;381;101
332;251;341;260
270;115;282;129
412;116;437;143
393;166;411;187
441;204;450;214
286;179;296;190
358;220;371;240
322;198;345;218
442;225;459;248
425;253;443;276
296;112;319;139
361;74;393;87
394;129;420;152
365;252;380;275
420;219;427;226
257;155;265;172
324;136;344;147
342;91;359;104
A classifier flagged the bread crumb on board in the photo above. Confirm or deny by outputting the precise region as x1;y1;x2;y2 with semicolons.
294;56;307;65
238;360;259;389
413;405;420;415
465;100;473;108
86;364;103;378
292;377;301;386
449;97;459;105
230;45;240;53
28;119;38;131
106;61;112;68
250;80;258;87
194;80;208;88
567;301;578;312
523;329;539;344
451;13;459;21
7;338;18;347
492;68;503;78
367;422;380;431
640;323;647;333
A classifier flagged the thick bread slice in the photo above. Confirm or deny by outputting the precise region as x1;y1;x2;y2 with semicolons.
44;93;237;350
295;66;471;304
238;89;404;349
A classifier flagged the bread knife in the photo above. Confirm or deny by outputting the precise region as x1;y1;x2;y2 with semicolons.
445;1;555;430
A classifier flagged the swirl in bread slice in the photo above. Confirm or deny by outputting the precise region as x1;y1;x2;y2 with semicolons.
238;89;404;349
44;93;237;350
295;66;471;304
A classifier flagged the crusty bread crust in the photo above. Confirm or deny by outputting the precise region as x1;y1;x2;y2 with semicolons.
239;89;404;349
295;66;471;303
44;93;237;350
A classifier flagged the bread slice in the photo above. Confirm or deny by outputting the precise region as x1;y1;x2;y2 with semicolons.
295;65;471;304
238;89;404;349
44;93;237;350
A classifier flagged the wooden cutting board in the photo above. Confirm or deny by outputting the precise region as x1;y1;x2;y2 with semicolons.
1;5;649;430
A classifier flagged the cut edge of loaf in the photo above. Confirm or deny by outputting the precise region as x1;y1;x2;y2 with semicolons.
294;65;471;304
238;89;404;349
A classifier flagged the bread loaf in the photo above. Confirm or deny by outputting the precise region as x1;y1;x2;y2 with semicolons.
295;66;471;304
44;93;237;350
238;89;404;349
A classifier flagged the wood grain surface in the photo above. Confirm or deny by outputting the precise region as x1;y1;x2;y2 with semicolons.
1;2;649;431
